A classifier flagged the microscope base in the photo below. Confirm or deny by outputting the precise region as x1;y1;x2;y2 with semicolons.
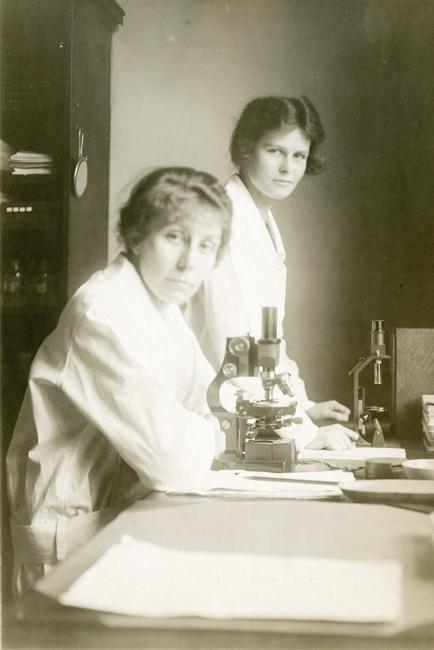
215;439;297;473
245;438;296;471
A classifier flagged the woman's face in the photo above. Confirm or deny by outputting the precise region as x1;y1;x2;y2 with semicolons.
133;200;223;307
242;125;311;203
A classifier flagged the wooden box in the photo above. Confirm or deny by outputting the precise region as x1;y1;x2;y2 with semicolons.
392;328;434;440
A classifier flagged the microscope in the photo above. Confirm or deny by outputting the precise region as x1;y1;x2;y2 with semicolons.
207;306;300;471
349;320;391;446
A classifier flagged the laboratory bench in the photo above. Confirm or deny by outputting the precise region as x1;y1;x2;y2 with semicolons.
3;487;434;650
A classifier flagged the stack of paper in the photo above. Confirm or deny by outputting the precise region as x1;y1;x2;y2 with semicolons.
422;395;434;451
298;447;406;461
1;139;14;171
9;150;53;175
298;447;406;465
430;512;434;549
57;535;402;623
166;469;354;500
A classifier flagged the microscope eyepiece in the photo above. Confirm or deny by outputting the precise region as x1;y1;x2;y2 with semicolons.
371;319;386;351
371;319;384;333
261;306;278;341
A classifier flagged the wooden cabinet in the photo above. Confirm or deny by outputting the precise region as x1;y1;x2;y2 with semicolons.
1;0;124;603
1;0;124;438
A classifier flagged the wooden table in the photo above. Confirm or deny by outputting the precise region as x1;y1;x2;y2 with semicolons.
4;493;434;650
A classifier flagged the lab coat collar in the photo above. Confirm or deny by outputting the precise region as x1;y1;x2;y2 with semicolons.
226;174;286;261
107;253;183;326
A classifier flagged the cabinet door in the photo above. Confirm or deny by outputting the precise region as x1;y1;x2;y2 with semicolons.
67;0;124;296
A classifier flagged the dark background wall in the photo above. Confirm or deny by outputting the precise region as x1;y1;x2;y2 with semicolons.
278;0;434;407
109;0;434;409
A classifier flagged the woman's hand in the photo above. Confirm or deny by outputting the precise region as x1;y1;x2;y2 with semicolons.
306;400;351;424
305;424;359;450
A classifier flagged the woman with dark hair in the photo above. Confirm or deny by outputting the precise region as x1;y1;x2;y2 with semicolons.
7;167;231;595
229;95;325;176
186;96;355;450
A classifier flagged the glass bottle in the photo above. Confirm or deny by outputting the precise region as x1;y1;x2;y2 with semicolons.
33;258;55;306
3;258;24;306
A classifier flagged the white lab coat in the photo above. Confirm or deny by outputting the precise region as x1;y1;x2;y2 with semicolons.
7;253;222;593
185;174;316;412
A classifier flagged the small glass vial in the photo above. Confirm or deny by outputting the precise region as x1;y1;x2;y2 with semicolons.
33;258;55;306
3;258;25;306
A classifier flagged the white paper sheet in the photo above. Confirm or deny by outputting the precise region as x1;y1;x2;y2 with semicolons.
165;469;354;499
298;447;406;462
59;535;402;623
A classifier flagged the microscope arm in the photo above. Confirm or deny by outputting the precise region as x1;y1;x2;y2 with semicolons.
349;353;391;433
349;354;384;377
207;336;256;414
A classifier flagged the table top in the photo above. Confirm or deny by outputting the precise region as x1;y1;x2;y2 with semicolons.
5;492;434;650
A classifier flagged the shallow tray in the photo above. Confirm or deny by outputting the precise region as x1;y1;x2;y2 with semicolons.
339;479;434;504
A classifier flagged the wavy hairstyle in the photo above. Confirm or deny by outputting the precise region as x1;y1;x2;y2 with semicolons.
118;167;232;262
230;95;325;175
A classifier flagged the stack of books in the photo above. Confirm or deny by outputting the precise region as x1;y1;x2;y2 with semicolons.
422;394;434;451
9;151;53;175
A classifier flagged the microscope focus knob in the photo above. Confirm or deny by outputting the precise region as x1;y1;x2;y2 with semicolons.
228;337;251;357
222;363;237;378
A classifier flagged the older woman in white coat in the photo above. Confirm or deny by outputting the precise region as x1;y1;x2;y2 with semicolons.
185;96;356;450
6;167;231;595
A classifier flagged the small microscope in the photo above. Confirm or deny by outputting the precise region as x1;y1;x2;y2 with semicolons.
349;320;391;446
207;306;300;471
